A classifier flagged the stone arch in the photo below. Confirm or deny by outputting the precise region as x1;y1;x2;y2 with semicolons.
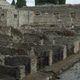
35;10;42;16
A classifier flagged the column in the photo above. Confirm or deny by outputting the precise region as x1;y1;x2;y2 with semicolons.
30;56;37;74
63;45;67;59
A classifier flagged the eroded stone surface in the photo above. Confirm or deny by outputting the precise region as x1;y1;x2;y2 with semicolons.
58;62;80;80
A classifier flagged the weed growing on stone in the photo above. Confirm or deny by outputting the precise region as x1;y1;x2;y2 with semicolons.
74;52;77;55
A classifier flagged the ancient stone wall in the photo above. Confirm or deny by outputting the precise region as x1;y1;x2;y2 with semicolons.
34;44;64;57
0;33;12;47
24;5;80;25
19;10;34;27
0;65;16;77
7;9;18;28
7;9;34;28
0;65;25;80
5;56;30;66
0;9;7;26
0;47;28;55
0;26;11;35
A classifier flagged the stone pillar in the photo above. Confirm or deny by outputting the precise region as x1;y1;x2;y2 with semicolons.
74;40;79;53
63;46;67;59
46;50;53;66
19;65;25;80
0;55;5;65
30;56;37;74
53;40;55;44
8;27;11;36
29;47;37;74
30;47;35;56
41;39;44;45
48;50;53;66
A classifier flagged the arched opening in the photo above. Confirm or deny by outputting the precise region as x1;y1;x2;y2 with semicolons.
35;11;41;16
70;12;76;18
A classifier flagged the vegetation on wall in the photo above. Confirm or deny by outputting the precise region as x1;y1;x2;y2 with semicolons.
35;0;66;5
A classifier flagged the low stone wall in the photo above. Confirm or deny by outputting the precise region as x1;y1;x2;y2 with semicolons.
0;65;16;78
0;65;25;80
5;56;30;66
34;44;65;56
0;47;28;55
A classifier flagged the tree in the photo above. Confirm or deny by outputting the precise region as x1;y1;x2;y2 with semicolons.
11;0;15;5
51;0;58;4
23;0;26;6
59;0;65;4
35;0;39;5
35;0;48;5
35;0;66;5
35;0;58;5
16;0;26;8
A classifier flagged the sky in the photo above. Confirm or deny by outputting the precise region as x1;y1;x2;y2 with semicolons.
7;0;80;6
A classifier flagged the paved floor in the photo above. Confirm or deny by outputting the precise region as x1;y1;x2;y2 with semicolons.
58;62;80;80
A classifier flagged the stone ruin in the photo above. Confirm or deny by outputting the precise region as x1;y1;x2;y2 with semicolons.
0;1;80;80
0;24;80;80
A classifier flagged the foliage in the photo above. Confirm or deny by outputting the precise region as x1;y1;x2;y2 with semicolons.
11;0;15;5
74;52;77;55
59;0;65;4
49;0;58;4
35;0;66;5
16;0;26;8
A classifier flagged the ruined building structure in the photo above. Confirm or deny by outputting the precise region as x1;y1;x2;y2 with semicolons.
23;4;80;26
0;0;33;28
0;0;80;28
0;0;80;80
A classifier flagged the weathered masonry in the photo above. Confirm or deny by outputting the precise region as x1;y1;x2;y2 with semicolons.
23;4;80;26
0;0;34;28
